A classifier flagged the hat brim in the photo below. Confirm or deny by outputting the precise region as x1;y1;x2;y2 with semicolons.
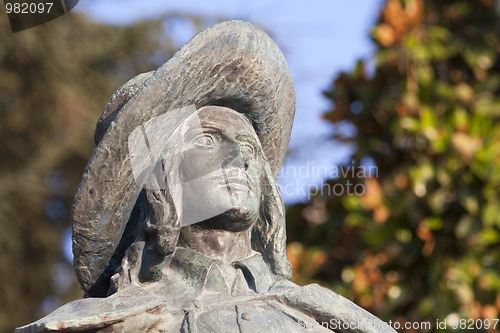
72;20;295;295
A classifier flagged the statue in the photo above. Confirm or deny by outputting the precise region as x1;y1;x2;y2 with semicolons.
17;21;396;333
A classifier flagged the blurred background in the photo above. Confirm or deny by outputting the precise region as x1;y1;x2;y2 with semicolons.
1;0;499;332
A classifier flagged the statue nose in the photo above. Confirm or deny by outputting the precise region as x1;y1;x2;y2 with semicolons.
222;145;249;169
226;167;244;178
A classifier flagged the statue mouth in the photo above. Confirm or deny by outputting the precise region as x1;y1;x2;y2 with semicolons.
208;169;250;190
223;178;249;190
211;173;250;190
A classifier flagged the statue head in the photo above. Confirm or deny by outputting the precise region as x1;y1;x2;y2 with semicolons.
72;20;295;298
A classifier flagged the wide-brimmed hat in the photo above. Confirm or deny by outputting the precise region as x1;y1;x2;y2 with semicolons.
72;20;295;296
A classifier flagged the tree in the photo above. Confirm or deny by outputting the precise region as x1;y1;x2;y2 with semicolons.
286;0;500;332
0;12;206;332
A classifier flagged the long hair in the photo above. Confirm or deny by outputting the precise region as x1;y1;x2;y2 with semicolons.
109;110;291;294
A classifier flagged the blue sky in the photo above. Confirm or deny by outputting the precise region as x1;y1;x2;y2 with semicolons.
75;0;384;203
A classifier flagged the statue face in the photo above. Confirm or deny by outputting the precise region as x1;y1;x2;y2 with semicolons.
179;106;262;231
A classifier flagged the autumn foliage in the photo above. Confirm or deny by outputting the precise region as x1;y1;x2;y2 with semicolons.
287;0;500;332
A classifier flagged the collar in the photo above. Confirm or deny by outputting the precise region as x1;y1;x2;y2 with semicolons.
169;247;276;294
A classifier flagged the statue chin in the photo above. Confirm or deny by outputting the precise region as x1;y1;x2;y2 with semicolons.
181;169;262;229
190;206;259;232
181;192;257;227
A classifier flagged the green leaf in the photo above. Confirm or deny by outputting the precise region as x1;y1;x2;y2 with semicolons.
424;217;444;231
480;228;499;245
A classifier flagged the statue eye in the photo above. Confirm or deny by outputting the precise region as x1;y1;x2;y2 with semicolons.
194;134;215;148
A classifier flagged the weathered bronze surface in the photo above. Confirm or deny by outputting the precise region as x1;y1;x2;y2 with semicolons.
17;21;396;333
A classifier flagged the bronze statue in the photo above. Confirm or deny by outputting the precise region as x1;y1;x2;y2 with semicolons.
17;21;396;333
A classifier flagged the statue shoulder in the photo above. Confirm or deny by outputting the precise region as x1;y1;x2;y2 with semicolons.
275;282;397;333
15;287;164;333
